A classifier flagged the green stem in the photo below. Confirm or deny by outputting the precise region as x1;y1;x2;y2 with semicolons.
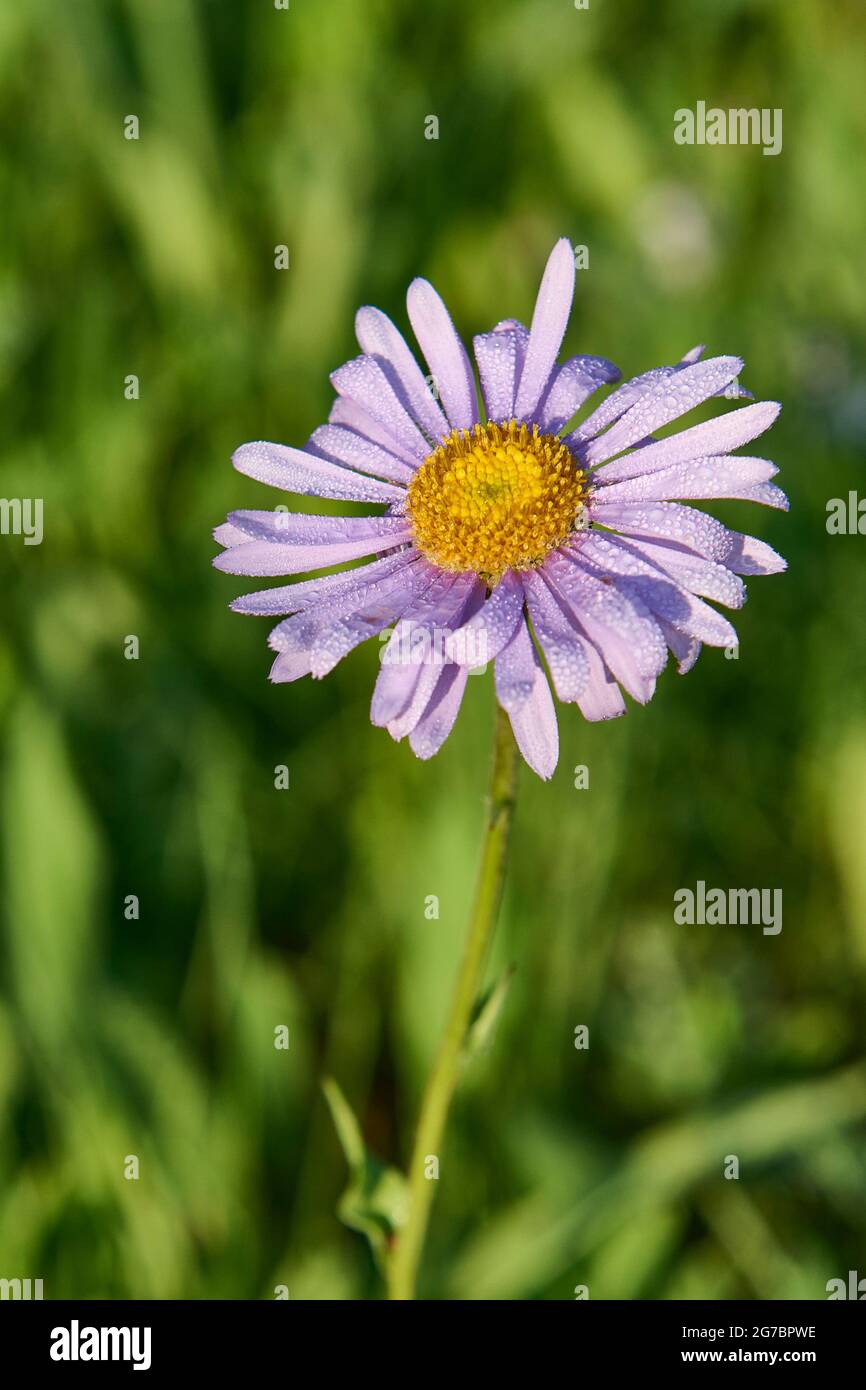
387;701;519;1300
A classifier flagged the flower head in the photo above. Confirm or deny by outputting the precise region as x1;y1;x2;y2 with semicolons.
215;239;786;778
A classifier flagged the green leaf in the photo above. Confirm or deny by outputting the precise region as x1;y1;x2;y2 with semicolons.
2;696;104;1054
464;965;515;1063
322;1078;409;1268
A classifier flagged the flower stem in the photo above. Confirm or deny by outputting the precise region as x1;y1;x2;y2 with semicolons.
387;701;519;1300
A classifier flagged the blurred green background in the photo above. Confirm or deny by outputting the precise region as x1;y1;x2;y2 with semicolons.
1;0;865;1301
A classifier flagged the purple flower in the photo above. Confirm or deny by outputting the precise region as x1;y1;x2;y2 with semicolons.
215;239;786;779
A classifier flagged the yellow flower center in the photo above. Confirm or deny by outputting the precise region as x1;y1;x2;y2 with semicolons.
406;421;589;582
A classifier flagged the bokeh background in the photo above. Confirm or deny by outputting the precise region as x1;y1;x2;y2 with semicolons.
1;0;865;1301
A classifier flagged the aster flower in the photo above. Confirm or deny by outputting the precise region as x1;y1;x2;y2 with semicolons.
214;238;786;779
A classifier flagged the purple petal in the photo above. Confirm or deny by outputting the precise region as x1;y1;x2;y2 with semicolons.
570;631;627;721
680;345;753;398
655;617;702;674
542;550;667;701
387;582;484;743
328;567;480;692
495;619;559;779
522;571;590;701
568;533;738;648
570;365;683;445
592;400;781;483
537;354;621;434
312;606;411;678
388;652;465;740
473;321;529;423
214;522;251;547
407;277;479;430
331;356;431;461
494;612;541;710
378;656;443;737
213;525;412;577
230;551;422;616
567;345;724;446
445;571;525;667
269;650;314;684
718;383;754;401
371;573;469;727
581;531;745;609
592;455;778;505
732;482;790;510
232;440;404;504
328;396;422;467
223;511;410;547
355;305;449;443
306;423;416;485
408;663;471;760
587;500;744;562
582;357;745;467
269;559;435;652
725;534;787;574
514;239;576;421
623;574;736;651
585;500;786;573
307;564;439;678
